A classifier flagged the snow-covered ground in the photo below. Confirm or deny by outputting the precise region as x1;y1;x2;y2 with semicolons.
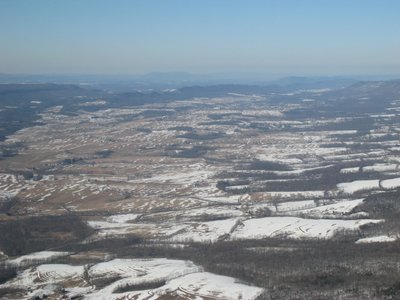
381;177;400;189
106;213;140;223
171;218;240;242
362;164;398;173
283;199;366;219
2;263;85;289
4;251;70;267
340;167;360;174
0;258;263;300
337;180;380;194
356;235;397;244
337;178;400;194
231;217;382;240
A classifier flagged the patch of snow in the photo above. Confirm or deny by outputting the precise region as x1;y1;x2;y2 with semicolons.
284;199;365;219
87;221;133;230
171;218;240;242
1;264;84;288
362;164;398;173
337;180;380;194
340;167;360;174
277;200;316;212
231;217;382;240
5;251;70;267
380;177;400;189
164;272;263;300
356;235;397;243
106;213;140;223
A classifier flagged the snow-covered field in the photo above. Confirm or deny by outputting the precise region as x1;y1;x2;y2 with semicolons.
381;177;400;189
231;217;382;240
170;218;240;243
356;235;398;244
337;180;380;194
0;258;263;300
337;177;400;194
282;199;366;219
3;251;70;267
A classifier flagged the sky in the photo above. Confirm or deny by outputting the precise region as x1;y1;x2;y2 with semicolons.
1;0;399;76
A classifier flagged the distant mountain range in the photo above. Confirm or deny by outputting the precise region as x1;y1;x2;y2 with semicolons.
1;72;398;91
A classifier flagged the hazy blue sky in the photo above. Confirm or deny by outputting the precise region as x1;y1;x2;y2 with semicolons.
1;0;399;75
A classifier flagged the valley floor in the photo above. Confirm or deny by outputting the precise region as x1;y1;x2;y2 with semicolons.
1;88;400;299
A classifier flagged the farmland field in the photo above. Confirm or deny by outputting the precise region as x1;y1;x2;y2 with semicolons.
1;81;400;299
